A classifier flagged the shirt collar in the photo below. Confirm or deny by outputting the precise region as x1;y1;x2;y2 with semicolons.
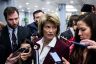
48;37;57;47
7;25;13;31
7;25;18;38
37;37;57;48
38;37;57;48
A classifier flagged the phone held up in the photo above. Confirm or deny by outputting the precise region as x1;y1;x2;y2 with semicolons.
12;48;29;57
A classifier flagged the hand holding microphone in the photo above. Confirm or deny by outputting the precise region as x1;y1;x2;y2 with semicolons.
80;39;96;49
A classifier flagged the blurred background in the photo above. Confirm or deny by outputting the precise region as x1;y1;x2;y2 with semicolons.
0;0;96;33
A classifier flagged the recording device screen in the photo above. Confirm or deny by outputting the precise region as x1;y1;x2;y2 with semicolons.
50;52;62;64
73;42;87;48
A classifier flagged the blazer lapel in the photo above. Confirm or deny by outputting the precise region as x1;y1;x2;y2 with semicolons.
17;26;23;46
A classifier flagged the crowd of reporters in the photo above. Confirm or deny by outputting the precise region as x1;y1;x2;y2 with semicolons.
0;4;96;64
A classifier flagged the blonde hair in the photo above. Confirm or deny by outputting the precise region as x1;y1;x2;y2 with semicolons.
0;22;5;30
38;13;60;36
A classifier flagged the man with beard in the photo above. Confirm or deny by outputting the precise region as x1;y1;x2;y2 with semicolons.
0;7;31;64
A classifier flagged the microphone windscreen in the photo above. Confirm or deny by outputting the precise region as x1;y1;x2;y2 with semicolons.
33;43;40;50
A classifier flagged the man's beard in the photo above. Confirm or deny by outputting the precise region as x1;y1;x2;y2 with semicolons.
7;23;18;29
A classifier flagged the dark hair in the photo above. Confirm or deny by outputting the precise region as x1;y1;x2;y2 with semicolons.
74;28;80;42
70;45;85;64
81;4;95;12
78;13;96;41
33;10;44;19
3;7;19;21
20;38;33;48
67;15;79;27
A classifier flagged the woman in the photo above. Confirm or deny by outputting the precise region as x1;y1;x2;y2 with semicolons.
69;13;96;64
36;13;69;64
60;15;79;46
5;38;33;64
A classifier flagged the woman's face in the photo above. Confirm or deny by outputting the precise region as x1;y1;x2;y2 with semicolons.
43;22;57;41
20;43;31;49
77;21;91;40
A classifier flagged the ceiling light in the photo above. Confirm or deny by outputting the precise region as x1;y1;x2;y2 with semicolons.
51;10;54;12
42;8;45;10
18;5;22;8
27;8;30;10
21;9;24;12
34;5;38;8
66;8;77;12
66;5;77;12
47;9;50;11
46;1;50;4
66;5;74;9
70;0;74;4
34;9;37;11
26;2;29;5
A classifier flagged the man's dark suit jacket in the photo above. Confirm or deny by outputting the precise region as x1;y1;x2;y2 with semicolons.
0;26;31;64
60;29;73;40
27;22;38;35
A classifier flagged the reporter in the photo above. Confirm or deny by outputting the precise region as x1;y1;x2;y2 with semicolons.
5;38;33;64
20;40;32;61
70;13;96;64
80;39;96;49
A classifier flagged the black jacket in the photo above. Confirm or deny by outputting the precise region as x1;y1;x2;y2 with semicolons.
0;26;31;64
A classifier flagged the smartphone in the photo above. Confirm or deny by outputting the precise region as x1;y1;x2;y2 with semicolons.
50;52;62;64
12;48;29;57
73;42;87;48
17;48;29;53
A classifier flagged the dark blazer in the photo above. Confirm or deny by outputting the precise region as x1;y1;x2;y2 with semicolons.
37;38;69;64
0;26;31;64
27;22;38;35
60;29;73;39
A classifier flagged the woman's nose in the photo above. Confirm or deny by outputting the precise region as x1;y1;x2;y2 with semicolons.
78;30;82;36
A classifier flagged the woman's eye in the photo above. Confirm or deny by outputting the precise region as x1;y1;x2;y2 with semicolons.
81;28;86;31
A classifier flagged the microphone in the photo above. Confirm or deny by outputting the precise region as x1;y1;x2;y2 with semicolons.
73;42;87;48
33;43;40;50
33;43;40;64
